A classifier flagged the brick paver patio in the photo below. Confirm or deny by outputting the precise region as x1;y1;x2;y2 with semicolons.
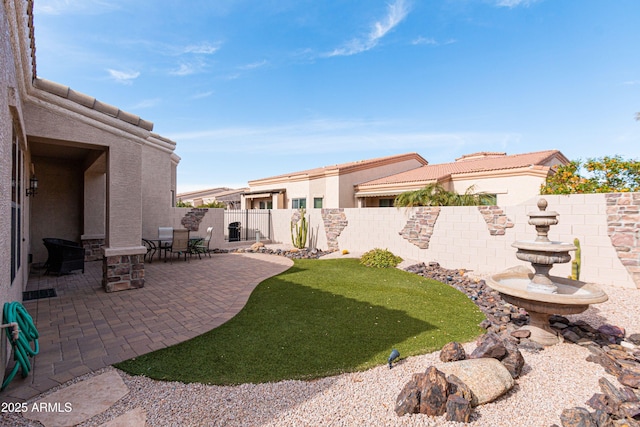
2;252;293;402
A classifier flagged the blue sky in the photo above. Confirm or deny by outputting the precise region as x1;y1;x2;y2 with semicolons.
33;0;639;192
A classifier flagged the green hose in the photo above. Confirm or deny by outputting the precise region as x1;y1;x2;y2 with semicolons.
1;301;39;390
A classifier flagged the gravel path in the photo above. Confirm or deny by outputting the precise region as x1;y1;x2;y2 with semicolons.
9;283;640;427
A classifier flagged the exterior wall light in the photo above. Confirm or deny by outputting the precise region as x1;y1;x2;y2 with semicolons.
26;175;38;196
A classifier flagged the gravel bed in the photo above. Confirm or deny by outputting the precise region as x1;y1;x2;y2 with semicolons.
8;282;640;427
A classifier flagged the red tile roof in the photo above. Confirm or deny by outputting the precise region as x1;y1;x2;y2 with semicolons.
358;150;568;186
249;152;428;184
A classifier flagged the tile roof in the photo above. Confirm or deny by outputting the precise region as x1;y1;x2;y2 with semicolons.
249;152;428;184
358;150;568;186
34;78;154;131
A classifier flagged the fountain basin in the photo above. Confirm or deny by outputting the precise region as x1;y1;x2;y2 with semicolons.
487;266;608;346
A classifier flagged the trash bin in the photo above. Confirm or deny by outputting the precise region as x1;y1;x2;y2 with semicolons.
229;222;241;242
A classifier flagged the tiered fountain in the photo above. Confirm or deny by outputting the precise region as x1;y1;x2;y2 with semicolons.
487;199;608;346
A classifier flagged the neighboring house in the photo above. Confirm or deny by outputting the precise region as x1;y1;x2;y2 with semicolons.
242;153;429;209
177;187;247;209
1;0;179;323
355;150;570;206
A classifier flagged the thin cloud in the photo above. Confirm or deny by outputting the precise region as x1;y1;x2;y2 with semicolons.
182;42;222;55
35;0;121;15
411;37;456;46
238;60;269;70
495;0;540;8
170;63;197;76
169;57;209;76
622;80;640;86
190;91;214;100
327;0;410;57
168;119;522;156
106;69;140;85
129;98;161;109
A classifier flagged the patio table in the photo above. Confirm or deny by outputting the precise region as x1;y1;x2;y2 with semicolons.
142;238;172;262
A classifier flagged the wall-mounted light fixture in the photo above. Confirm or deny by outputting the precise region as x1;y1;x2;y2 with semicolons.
26;175;38;196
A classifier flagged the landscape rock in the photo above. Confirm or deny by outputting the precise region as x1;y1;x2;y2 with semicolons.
419;366;449;416
394;374;421;416
445;394;472;423
628;334;640;346
501;339;525;379
250;242;265;251
469;332;507;360
440;342;466;362
619;369;640;389
447;374;474;403
438;358;515;406
598;325;626;340
559;407;598;427
510;329;531;339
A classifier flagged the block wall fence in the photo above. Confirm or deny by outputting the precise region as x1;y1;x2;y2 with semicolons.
166;192;639;290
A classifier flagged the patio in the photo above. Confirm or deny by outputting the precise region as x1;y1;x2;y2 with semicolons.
2;252;293;402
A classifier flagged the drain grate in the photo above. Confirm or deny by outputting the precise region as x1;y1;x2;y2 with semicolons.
22;288;57;301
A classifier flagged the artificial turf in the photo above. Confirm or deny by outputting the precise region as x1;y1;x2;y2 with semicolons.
115;258;485;385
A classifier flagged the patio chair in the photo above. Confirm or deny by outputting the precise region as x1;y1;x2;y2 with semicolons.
167;229;190;263
42;238;85;275
191;226;213;259
142;238;157;263
158;227;173;260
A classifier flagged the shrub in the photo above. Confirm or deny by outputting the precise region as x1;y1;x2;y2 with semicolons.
360;248;403;268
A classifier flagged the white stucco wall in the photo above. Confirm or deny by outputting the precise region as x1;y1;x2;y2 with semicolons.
451;174;548;206
265;194;639;289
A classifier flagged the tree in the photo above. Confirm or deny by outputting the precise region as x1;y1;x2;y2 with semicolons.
540;155;640;195
394;183;495;207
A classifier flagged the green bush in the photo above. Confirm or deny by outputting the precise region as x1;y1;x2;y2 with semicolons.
360;248;403;268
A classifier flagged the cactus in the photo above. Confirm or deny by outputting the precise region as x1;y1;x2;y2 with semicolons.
570;238;581;280
291;208;308;249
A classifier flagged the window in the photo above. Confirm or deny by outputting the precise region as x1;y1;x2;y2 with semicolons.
379;198;394;207
11;127;23;283
259;201;273;209
313;197;323;209
292;198;306;209
482;194;497;205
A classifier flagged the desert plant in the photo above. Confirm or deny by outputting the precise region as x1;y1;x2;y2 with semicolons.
291;208;308;249
360;248;403;268
394;183;494;207
197;201;227;208
570;238;581;280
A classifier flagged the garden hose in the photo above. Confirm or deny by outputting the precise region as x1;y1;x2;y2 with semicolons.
1;301;39;390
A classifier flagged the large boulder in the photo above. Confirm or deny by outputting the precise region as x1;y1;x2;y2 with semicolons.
438;358;515;406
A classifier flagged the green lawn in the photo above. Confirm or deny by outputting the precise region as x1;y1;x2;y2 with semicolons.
115;258;485;385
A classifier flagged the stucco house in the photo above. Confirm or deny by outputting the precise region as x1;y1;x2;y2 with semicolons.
177;187;247;209
355;150;570;206
1;0;179;315
242;153;429;209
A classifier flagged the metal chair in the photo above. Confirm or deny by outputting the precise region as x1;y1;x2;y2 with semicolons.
167;229;190;263
191;227;213;259
142;238;157;263
158;227;173;260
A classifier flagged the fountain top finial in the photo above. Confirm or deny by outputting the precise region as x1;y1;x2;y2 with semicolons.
537;198;548;211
